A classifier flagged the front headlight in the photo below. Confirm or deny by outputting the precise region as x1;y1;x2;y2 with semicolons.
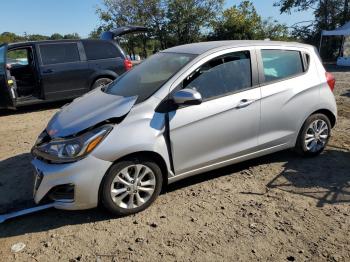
34;125;113;163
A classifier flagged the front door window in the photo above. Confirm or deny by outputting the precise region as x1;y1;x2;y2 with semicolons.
183;51;252;100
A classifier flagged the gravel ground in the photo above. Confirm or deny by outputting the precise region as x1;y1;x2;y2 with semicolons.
0;66;349;262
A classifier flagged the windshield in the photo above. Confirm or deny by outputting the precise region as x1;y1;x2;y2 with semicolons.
105;52;196;103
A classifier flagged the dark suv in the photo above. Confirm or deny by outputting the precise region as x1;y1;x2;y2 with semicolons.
0;26;146;109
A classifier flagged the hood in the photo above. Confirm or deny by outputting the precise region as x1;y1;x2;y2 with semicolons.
47;88;137;138
100;26;148;40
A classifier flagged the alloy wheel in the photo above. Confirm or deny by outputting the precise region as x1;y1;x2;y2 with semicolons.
304;119;329;152
110;164;156;209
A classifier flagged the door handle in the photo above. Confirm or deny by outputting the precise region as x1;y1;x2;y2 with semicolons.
42;69;53;74
235;99;255;109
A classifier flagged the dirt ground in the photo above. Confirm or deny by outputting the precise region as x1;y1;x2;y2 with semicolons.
0;66;349;262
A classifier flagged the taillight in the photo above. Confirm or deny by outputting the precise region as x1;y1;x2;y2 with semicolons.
325;72;335;92
124;59;133;71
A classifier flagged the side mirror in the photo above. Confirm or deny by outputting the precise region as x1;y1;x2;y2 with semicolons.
172;88;202;106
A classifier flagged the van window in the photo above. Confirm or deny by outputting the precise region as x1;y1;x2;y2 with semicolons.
0;45;5;73
261;50;304;83
183;51;252;100
7;49;29;66
40;43;80;65
83;41;121;60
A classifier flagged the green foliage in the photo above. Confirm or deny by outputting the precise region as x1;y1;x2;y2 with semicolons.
7;49;27;59
0;32;81;45
50;33;64;40
275;0;350;59
94;0;224;57
63;33;81;40
259;18;290;40
167;0;224;44
209;1;262;40
209;1;290;41
0;32;26;43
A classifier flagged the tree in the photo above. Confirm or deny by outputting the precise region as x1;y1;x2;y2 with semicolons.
209;1;261;40
94;0;223;55
26;34;49;41
0;32;81;44
50;33;64;40
275;0;350;35
95;0;166;57
167;0;224;44
0;32;25;43
63;33;80;39
274;0;350;59
259;17;290;40
209;1;289;41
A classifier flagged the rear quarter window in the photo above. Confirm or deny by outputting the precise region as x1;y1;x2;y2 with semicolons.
261;49;304;83
39;43;80;65
83;41;121;60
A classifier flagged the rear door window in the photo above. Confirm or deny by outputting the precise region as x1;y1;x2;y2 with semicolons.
83;41;121;60
39;43;80;65
261;49;304;83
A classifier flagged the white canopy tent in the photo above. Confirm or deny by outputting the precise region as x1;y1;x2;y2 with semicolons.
322;21;350;37
320;21;350;66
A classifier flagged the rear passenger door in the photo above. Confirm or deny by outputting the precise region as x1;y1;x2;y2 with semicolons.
257;48;319;149
38;42;90;100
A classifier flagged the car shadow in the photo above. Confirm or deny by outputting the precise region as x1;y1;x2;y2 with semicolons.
0;101;68;117
341;89;350;98
0;148;349;238
266;148;350;207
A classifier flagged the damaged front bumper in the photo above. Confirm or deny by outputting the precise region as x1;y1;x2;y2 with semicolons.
31;155;111;210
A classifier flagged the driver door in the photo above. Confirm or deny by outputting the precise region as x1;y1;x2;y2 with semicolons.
169;49;261;175
0;44;16;108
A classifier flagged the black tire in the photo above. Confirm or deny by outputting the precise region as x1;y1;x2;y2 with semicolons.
295;113;331;157
101;156;163;216
91;77;113;89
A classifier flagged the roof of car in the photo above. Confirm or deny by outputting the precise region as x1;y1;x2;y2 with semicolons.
7;39;111;48
162;40;313;55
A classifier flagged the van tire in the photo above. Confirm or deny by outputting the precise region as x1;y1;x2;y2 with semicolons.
91;78;113;89
101;157;163;216
295;113;331;157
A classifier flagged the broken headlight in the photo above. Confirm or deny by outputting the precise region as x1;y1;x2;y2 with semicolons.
33;125;113;163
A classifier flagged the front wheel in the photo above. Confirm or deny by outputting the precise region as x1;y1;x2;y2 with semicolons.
101;157;163;216
295;113;331;157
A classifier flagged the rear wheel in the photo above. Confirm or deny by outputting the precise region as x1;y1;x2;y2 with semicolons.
91;77;113;89
295;113;331;156
101;157;163;216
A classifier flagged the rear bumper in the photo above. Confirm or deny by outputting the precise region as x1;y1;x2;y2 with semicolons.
31;156;111;210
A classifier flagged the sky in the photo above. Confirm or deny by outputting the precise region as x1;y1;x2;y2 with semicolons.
0;0;314;38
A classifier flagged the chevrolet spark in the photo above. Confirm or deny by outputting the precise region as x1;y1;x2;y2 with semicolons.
31;41;337;216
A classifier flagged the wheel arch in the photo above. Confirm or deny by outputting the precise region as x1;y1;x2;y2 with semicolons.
89;71;118;89
310;108;336;128
98;151;169;205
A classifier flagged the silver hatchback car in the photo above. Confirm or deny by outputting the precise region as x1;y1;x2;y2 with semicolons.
31;41;337;215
